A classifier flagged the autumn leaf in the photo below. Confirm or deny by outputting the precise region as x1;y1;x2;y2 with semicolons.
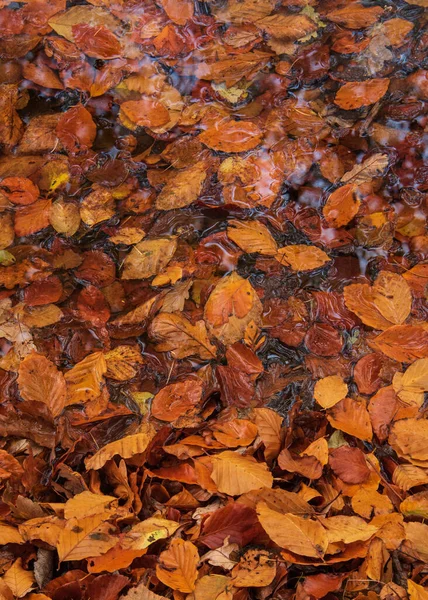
65;352;106;405
323;184;360;228
327;397;373;441
341;153;389;184
334;79;390;110
80;188;115;227
204;272;263;345
104;345;143;381
210;451;273;495
152;378;203;422
389;418;428;464
155;161;209;210
253;408;283;462
323;515;378;544
369;325;428;362
18;353;66;418
233;548;276;587
199;119;263;153
149;312;217;360
48;5;120;43
156;539;199;593
408;581;428;600
85;428;154;470
257;502;328;558
326;5;384;28
329;446;371;484
313;375;348;409
14;199;52;237
275;245;330;271
57;513;116;562
121;237;177;280
227;220;278;255
49;200;80;236
120;99;170;129
0;177;39;205
121;517;180;550
64;491;118;520
3;558;35;598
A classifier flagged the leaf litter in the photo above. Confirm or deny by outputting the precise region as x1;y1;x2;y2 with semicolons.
0;0;427;599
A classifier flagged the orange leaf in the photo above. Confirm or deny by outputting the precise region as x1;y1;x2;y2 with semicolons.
314;375;348;409
64;351;107;405
327;397;373;441
18;352;66;418
323;184;360;228
211;451;273;495
156;539;199;593
389;418;428;464
3;558;35;598
14;198;51;237
149;312;217;360
57;513;116;562
227;220;278;255
257;502;328;558
85;428;154;470
334;79;390;110
369;325;428;362
326;5;384;28
120;99;170;129
204;272;263;345
199;119;263;153
0;176;39;205
212;419;258;447
253;407;283;462
152;379;203;422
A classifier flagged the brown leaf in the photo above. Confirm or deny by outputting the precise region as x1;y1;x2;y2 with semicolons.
64;351;107;405
149;312;217;360
155;161;208;210
18;353;66;418
326;5;384;28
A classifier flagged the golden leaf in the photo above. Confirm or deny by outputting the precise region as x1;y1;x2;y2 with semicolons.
121;517;180;550
3;558;35;598
105;345;143;381
389;419;428;464
85;429;154;470
257;502;328;558
121;237;177;280
18;352;66;418
48;6;120;42
0;523;23;545
156;161;208;210
369;325;428;362
149;312;217;360
204;272;263;345
64;352;107;405
393;465;428;492
233;549;276;588
211;451;273;495
49;200;80;236
275;245;330;272
227;220;278;256
314;375;348;409
400;491;428;518
408;581;428;600
56;513;116;562
64;491;118;520
323;515;378;544
156;539;199;593
120;99;170;129
80;188;115;227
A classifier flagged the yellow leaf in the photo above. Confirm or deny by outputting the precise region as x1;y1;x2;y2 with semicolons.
19;516;62;546
227;220;278;256
211;451;273;495
18;352;66;418
156;538;199;593
64;491;118;520
120;582;167;600
323;515;378;544
121;517;180;550
80;188;115;226
204;272;263;345
403;522;428;563
85;429;154;470
275;245;330;272
149;312;217;360
121;237;177;280
3;558;35;598
314;375;348;409
232;549;275;588
393;465;428;492
0;523;23;544
371;271;412;326
257;502;328;558
409;580;428;600
64;352;107;405
57;513;116;562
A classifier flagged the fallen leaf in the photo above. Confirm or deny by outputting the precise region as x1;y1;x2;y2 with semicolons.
121;237;177;280
323;184;360;227
211;451;273;495
156;539;199;593
314;375;348;409
335;80;390;110
276;245;330;271
64;352;107;405
227;220;278;255
149;313;217;360
152;379;203;422
86;429;154;470
199;119;263;153
57;513;116;562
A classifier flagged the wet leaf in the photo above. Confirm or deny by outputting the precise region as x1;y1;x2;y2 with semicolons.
275;245;330;271
121;237;177;280
18;353;66;418
149;313;217;360
199;120;263;153
335;79;390;110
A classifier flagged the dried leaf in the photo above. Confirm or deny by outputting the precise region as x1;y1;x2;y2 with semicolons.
86;429;154;470
156;539;199;593
18;353;66;418
211;451;273;495
149;313;217;360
